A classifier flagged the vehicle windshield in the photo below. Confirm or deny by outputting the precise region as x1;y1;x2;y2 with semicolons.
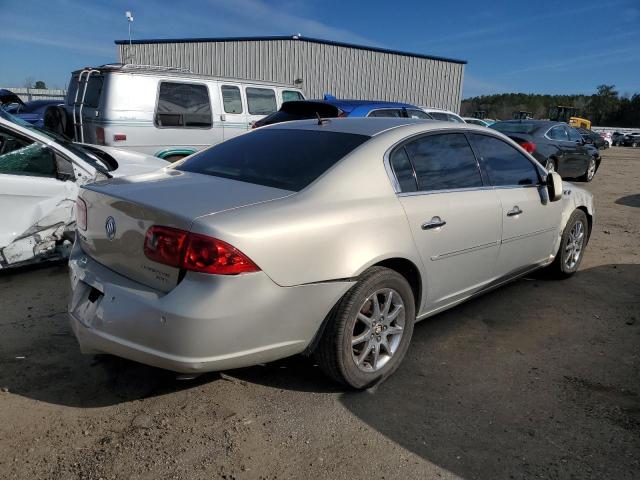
0;107;111;174
176;128;370;191
491;122;539;134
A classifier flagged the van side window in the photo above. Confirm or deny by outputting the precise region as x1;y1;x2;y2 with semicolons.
155;82;212;128
282;90;304;102
221;85;243;114
246;88;277;115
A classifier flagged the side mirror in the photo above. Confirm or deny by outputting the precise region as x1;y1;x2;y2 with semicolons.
547;171;563;202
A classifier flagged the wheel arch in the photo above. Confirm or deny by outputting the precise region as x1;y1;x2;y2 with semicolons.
370;257;422;312
577;205;593;241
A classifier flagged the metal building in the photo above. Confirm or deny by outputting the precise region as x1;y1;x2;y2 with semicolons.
115;36;466;112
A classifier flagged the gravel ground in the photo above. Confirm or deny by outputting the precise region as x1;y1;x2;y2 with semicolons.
0;146;638;480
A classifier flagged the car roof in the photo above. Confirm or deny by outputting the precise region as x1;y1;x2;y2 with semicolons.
263;117;483;137
493;119;564;129
310;99;421;113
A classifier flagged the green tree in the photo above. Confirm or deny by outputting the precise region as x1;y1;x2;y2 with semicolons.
34;80;47;89
588;84;619;125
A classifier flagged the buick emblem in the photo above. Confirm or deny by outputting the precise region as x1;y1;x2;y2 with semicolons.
105;216;116;241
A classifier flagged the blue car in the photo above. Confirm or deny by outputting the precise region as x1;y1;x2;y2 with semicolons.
5;99;62;128
254;94;432;127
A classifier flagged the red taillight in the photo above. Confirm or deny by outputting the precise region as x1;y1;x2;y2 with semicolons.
143;226;260;275
519;141;536;154
113;133;127;141
75;197;87;231
95;127;105;145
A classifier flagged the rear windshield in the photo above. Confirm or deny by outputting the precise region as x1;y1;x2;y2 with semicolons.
176;129;370;191
491;122;539;134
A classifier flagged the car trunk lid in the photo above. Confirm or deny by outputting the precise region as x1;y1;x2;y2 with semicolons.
78;169;292;292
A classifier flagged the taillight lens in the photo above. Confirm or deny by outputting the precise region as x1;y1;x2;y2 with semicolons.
143;226;260;275
96;127;105;145
519;141;536;154
75;197;87;231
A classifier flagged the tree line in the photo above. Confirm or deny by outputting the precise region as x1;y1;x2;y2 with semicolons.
461;85;640;128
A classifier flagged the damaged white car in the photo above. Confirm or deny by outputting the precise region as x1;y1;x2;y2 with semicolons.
0;109;168;268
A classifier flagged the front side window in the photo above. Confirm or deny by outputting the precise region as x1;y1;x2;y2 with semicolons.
367;109;403;118
471;134;540;186
0;127;57;177
221;85;243;114
246;87;277;115
176;129;369;191
404;133;483;191
155;82;212;128
567;127;583;142
282;90;304;102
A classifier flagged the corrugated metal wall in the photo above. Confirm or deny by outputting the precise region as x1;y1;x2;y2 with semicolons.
118;39;464;112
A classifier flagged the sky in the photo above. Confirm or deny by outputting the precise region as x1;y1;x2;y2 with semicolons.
1;0;639;98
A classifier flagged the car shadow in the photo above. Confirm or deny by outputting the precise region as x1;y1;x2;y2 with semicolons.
615;194;640;208
2;264;639;478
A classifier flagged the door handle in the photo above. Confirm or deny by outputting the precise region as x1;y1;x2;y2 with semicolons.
421;216;446;230
507;206;523;217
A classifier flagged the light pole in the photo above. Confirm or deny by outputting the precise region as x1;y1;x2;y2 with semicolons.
125;11;134;63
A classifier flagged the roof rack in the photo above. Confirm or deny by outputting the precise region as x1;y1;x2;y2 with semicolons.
94;63;193;73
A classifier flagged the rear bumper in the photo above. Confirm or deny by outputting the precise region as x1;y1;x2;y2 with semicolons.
68;242;352;373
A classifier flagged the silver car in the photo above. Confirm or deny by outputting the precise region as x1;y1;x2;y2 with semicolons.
68;118;594;388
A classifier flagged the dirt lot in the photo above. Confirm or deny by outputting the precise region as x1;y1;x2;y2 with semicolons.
1;147;639;480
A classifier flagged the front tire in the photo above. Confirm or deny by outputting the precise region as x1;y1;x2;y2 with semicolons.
547;210;588;278
580;157;597;182
315;267;416;389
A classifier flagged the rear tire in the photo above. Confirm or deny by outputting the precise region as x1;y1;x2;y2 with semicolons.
315;267;416;389
546;209;588;279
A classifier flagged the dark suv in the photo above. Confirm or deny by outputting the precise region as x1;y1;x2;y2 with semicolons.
491;120;600;182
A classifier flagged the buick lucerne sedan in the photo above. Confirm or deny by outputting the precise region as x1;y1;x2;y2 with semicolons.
69;118;594;388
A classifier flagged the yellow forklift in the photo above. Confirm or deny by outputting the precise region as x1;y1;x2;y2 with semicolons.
549;106;591;129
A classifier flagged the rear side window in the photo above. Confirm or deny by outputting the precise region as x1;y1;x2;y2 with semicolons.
282;90;304;102
428;111;450;122
246;88;277;115
407;109;431;119
548;126;569;141
567;128;582;142
471;134;540;186
368;109;403;118
221;85;243;114
156;82;212;128
447;114;465;123
176;129;370;191
404;133;482;191
389;147;418;192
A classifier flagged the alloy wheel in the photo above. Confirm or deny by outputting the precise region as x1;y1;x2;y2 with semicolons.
587;158;596;180
564;220;585;270
351;288;405;373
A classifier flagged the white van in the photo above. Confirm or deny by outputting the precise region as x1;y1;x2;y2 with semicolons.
54;64;305;161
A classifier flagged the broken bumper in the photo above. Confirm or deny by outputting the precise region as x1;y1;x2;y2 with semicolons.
68;241;351;373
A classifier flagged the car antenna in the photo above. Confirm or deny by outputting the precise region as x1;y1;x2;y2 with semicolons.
315;112;330;125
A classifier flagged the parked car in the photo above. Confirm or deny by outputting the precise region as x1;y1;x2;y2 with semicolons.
420;107;466;123
599;131;612;148
611;131;626;146
5;99;63;128
45;64;306;161
68;118;593;388
253;97;432;128
463;117;490;127
622;132;640;147
0;108;168;268
576;127;606;149
491;120;600;182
